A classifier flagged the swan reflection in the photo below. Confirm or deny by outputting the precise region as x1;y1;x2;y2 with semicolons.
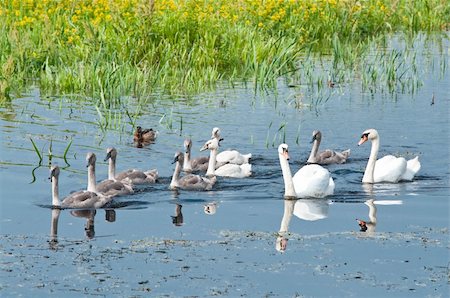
204;202;218;215
276;198;329;252
70;209;97;239
357;184;403;234
48;208;116;249
356;199;377;233
171;204;184;226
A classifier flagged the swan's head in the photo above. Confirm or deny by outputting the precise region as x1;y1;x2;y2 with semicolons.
136;126;142;133
184;138;192;152
311;130;322;143
104;147;117;162
49;165;60;182
278;144;290;160
211;127;221;139
172;151;184;164
86;152;96;167
358;128;378;146
200;138;220;152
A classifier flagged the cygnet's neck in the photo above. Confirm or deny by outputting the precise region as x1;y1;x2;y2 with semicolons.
52;176;61;207
307;139;320;163
108;156;116;180
183;149;192;171
87;164;97;192
170;160;182;188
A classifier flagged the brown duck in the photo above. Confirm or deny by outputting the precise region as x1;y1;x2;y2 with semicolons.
133;126;158;143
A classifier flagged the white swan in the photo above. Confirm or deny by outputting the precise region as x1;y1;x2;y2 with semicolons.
201;138;252;178
307;130;350;164
183;138;209;172
96;147;134;196
49;154;112;209
358;129;421;183
278;143;334;198
211;127;252;166
104;147;158;184
170;151;217;190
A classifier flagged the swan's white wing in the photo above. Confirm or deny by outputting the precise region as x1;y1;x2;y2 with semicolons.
216;150;251;165
401;156;421;181
292;164;334;198
374;155;407;183
215;163;252;178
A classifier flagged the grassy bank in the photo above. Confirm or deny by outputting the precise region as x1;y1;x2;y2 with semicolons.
0;0;448;104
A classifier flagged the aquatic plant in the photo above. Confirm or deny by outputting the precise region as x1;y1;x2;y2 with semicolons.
0;0;448;102
29;137;43;164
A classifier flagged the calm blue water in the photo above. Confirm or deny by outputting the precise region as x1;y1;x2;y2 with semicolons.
0;35;449;297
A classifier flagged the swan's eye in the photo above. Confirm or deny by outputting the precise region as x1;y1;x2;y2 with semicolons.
361;133;369;138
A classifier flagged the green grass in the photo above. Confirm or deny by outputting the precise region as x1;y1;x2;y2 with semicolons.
0;0;448;105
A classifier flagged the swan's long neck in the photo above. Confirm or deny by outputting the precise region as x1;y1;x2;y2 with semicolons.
183;149;192;171
307;139;320;163
206;148;218;176
279;154;296;198
279;199;295;233
362;137;379;183
108;156;116;180
87;164;97;192
51;176;61;207
170;160;182;187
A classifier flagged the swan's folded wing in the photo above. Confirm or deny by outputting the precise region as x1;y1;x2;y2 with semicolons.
318;150;335;160
401;156;421;181
374;155;407;183
61;191;99;208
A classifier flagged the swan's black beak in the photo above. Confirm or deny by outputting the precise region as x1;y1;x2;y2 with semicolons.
104;152;111;162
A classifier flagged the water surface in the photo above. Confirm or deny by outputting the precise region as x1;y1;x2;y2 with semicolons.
0;36;449;297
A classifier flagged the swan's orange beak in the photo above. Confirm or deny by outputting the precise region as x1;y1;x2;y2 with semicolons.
283;151;290;160
358;135;368;146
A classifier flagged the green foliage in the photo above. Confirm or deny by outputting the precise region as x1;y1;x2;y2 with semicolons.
0;0;448;104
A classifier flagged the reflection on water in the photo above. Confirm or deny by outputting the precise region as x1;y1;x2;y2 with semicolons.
171;204;183;226
356;199;377;234
204;202;218;215
276;198;329;252
356;184;403;234
48;207;117;250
